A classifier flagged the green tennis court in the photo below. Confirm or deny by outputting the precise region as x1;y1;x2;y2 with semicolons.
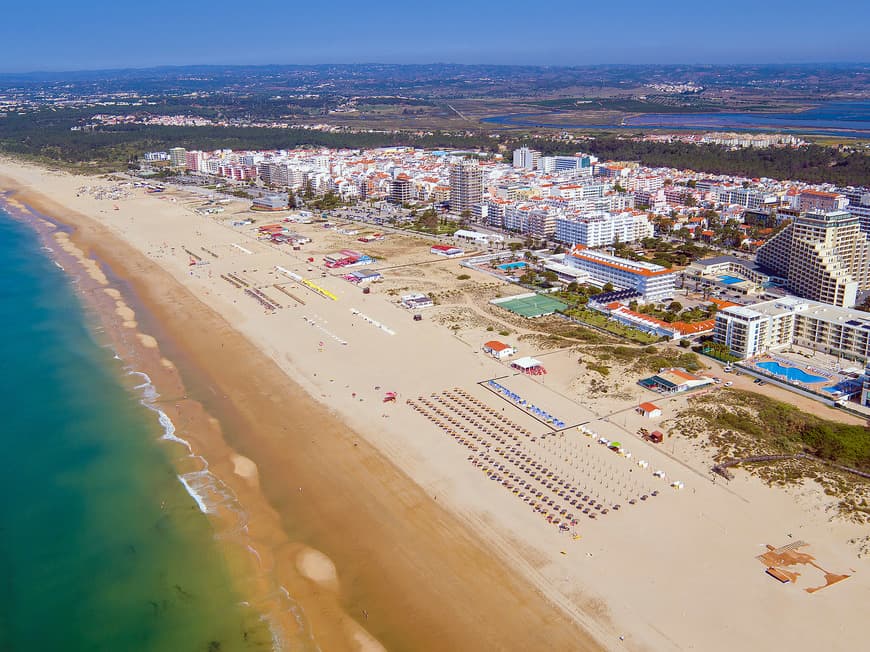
495;294;568;318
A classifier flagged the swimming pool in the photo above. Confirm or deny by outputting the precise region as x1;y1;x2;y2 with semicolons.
498;261;528;271
719;275;744;285
756;361;826;384
823;381;860;395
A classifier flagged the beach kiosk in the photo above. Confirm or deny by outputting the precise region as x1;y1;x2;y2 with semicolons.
637;402;662;419
483;341;516;360
511;356;546;375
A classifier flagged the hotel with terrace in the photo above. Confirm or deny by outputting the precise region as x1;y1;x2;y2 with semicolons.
714;296;870;362
564;247;676;302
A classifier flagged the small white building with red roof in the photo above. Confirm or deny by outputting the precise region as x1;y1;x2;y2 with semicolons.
637;402;662;418
482;340;516;359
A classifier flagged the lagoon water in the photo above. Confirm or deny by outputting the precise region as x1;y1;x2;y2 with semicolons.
482;101;870;137
625;101;870;133
0;211;268;650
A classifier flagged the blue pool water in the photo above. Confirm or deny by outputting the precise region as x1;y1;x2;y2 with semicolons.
719;275;744;285
498;261;528;271
757;361;826;384
823;381;860;395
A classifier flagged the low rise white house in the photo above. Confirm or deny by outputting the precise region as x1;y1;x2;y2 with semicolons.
482;340;516;359
454;229;504;246
430;244;465;257
637;402;662;418
400;293;434;310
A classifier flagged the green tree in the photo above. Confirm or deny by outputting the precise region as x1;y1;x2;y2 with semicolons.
421;209;439;233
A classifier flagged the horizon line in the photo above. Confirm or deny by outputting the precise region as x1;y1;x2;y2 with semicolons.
1;61;869;77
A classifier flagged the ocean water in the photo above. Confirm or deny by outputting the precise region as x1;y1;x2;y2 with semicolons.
0;210;269;651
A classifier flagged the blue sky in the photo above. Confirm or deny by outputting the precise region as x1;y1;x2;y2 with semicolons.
0;0;868;72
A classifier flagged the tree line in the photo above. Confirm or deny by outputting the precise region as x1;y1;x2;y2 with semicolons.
1;107;868;186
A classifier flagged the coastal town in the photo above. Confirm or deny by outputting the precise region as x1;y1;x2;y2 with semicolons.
5;133;862;648
139;142;870;414
3;3;870;647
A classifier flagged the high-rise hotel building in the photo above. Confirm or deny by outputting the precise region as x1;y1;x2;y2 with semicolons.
756;210;870;307
449;159;484;215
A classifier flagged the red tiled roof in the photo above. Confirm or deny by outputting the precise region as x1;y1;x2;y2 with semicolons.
570;250;672;277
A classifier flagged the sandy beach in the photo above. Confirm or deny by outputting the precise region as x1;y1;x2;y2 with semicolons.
1;159;868;651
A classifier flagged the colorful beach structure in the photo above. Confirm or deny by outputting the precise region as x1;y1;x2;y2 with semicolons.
511;356;546;375
344;269;382;284
639;368;714;394
324;250;373;269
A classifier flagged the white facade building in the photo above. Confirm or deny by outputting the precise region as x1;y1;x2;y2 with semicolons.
513;147;541;170
554;211;653;247
714;296;870;362
564;248;676;301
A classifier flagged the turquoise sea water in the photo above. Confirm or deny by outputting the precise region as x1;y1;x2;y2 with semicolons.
0;210;268;651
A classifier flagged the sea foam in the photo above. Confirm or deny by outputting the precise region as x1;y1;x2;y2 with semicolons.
126;365;295;648
127;368;236;518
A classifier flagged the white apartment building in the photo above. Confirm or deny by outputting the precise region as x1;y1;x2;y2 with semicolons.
715;186;773;209
554;155;594;172
484;199;509;228
629;175;665;193
538;156;556;173
554;211;653;247
168;147;187;168
549;181;606;205
512;147;541;170
503;204;559;239
714;296;870;363
564;248;676;301
840;188;870;234
449;159;484;214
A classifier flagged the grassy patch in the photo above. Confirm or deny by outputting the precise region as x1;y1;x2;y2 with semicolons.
586;344;701;374
682;390;870;471
563;307;662;344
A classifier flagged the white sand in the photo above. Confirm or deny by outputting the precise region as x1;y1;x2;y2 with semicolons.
296;547;339;590
231;453;260;487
